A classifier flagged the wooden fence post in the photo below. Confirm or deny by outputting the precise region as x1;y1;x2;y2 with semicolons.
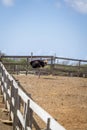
13;88;19;130
26;57;29;75
9;80;14;121
2;70;6;104
0;67;3;95
24;100;30;130
4;74;8;109
78;60;81;77
46;118;51;130
51;56;54;74
27;99;33;129
1;75;4;102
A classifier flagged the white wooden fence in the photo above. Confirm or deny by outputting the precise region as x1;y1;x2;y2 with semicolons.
0;62;66;130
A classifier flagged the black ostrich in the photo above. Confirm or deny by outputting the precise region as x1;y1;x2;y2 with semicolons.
30;60;48;78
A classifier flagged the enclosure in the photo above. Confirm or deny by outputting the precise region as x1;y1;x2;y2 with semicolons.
0;55;87;130
14;74;87;130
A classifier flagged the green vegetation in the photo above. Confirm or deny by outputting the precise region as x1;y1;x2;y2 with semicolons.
0;56;87;77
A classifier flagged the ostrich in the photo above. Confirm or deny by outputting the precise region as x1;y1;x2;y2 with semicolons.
30;59;48;78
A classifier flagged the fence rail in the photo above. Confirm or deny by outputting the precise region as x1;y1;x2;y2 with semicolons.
0;62;66;130
0;55;87;77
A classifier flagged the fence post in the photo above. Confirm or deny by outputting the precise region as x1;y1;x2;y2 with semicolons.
13;88;19;130
78;60;81;77
51;56;54;74
2;70;6;103
24;100;30;130
46;118;51;130
26;57;29;75
9;80;14;121
1;71;4;99
27;99;33;129
4;74;8;109
0;67;3;95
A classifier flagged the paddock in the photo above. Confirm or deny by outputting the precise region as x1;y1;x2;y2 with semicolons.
14;74;87;130
0;62;66;130
0;55;87;130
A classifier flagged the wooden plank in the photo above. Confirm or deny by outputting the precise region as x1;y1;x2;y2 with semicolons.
27;127;31;130
1;55;87;62
18;87;28;103
1;55;53;59
3;62;27;65
17;110;25;128
56;56;87;62
0;119;13;124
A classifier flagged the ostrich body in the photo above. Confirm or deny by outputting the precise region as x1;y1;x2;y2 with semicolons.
30;60;47;77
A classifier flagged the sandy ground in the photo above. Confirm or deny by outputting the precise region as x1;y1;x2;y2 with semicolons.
0;93;13;130
14;74;87;130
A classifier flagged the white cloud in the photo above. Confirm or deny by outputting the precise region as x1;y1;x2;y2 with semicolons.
2;0;14;7
64;0;87;14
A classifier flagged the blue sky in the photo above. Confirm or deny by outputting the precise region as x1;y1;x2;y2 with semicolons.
0;0;87;59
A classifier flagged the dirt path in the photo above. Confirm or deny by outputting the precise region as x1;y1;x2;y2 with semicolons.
14;74;87;130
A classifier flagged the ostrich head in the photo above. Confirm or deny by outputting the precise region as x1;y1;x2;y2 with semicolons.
44;60;48;65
